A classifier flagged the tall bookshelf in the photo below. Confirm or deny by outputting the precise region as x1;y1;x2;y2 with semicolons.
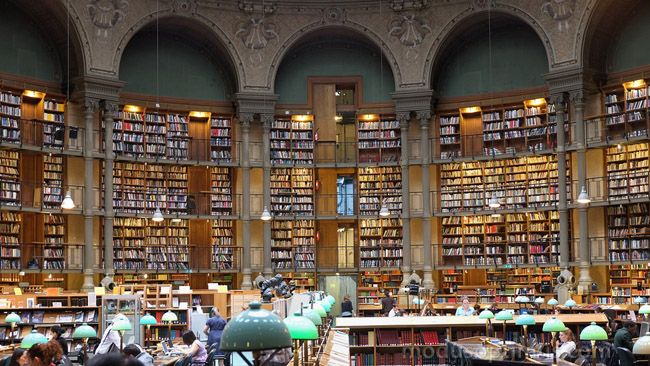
43;214;65;270
270;168;291;216
357;115;400;163
439;154;570;212
270;115;314;165
109;162;146;213
43;155;64;208
0;211;20;269
607;202;650;261
144;112;166;159
271;220;292;270
167;166;188;214
293;220;315;269
117;109;145;157
0;90;21;143
145;220;167;270
359;219;402;268
113;217;146;270
0;150;20;206
145;164;166;213
166;113;189;160
609;265;650;297
167;219;189;270
603;80;649;140
42;97;65;149
439;113;461;159
606;142;648;201
441;269;464;292
212;219;234;270
441;210;563;266
270;168;314;216
210;117;232;162
211;167;232;215
358;166;402;216
270;119;291;165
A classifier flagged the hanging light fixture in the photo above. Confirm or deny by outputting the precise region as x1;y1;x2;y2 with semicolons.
61;190;75;209
152;207;164;222
261;206;272;221
488;192;500;208
379;200;390;217
577;186;590;204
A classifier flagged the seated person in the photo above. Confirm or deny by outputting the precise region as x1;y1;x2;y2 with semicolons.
614;321;636;352
123;344;153;366
556;328;576;359
388;304;402;317
455;296;474;316
182;331;207;366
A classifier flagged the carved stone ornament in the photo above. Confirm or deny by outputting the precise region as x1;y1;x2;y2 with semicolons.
86;0;129;39
323;8;343;24
172;0;197;14
235;17;279;51
468;0;494;8
389;15;431;47
542;0;577;33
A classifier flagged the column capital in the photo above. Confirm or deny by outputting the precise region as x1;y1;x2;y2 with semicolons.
549;93;568;108
83;99;99;111
261;114;274;129
239;113;254;129
100;100;119;115
417;110;431;127
397;112;410;128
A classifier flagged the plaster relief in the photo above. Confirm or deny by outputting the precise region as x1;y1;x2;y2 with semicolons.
389;14;431;62
235;17;279;68
542;0;577;33
86;0;129;40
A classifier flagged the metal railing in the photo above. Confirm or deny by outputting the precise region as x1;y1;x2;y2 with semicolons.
1;119;84;153
585;115;650;146
2;242;85;271
0;180;84;211
108;246;244;272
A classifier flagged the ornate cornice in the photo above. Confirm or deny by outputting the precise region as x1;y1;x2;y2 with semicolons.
235;92;279;118
71;75;125;104
543;66;602;95
391;89;434;117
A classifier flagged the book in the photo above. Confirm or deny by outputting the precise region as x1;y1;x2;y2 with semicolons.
87;310;96;322
75;311;84;323
32;311;44;324
20;311;32;324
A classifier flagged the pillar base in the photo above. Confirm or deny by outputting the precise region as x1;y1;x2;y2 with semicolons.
81;270;95;293
240;271;253;290
578;266;593;294
557;285;570;303
422;269;435;290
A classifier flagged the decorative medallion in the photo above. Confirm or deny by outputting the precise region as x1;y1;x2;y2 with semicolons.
172;0;197;14
468;0;493;8
542;0;577;33
324;8;343;24
86;0;129;39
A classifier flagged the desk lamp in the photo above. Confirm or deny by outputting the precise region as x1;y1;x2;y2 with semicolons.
547;298;558;313
580;322;607;366
635;296;647;305
564;299;577;312
317;300;331;313
73;323;97;366
535;297;545;314
542;316;565;366
640;304;650;321
162;310;178;343
325;295;336;306
140;313;158;343
5;312;20;345
633;332;650;357
21;329;48;348
284;312;318;366
478;310;494;337
301;305;323;356
495;310;513;344
515;311;535;350
518;295;530;314
113;318;132;351
221;302;292;366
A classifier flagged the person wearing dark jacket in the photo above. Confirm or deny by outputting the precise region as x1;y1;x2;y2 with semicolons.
380;291;394;316
341;294;355;317
50;326;68;356
123;344;154;366
614;321;636;352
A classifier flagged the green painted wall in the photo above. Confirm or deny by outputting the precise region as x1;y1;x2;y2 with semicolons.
274;44;395;104
119;36;231;101
607;3;650;73
438;27;548;97
0;2;61;81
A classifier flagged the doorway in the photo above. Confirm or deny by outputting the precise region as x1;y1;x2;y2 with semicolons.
337;224;356;269
336;176;355;216
318;274;357;322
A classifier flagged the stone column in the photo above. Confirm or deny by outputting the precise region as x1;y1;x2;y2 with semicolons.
101;101;117;280
399;113;411;288
572;91;592;293
262;114;273;277
240;114;253;290
419;111;434;289
81;100;97;292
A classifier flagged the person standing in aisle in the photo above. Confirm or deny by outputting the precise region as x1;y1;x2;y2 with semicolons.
96;314;129;354
455;296;474;316
203;307;227;366
341;294;355;317
381;291;394;316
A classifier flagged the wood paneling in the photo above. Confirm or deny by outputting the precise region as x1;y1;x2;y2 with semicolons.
189;166;209;215
20;153;42;207
461;113;482;157
190;219;211;269
316;220;339;269
313;84;337;142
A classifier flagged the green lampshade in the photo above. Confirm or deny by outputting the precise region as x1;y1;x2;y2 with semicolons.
283;312;318;340
73;323;97;339
5;312;20;324
580;322;608;341
220;301;292;352
640;304;650;314
161;311;178;323
21;330;48;348
301;306;322;326
478;310;494;319
514;296;524;303
516;313;536;326
495;310;513;321
113;319;132;331
312;303;327;318
317;300;331;313
634;332;650;355
535;297;545;304
565;299;577;307
543;316;566;332
547;298;558;306
519;296;530;304
326;295;336;305
140;314;157;326
635;296;647;304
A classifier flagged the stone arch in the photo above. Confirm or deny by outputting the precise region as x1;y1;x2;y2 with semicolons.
113;11;243;92
426;4;554;91
267;22;401;94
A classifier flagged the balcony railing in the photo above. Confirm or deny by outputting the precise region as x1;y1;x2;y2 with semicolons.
0;119;84;153
103;189;242;217
1;242;85;270
0;180;83;211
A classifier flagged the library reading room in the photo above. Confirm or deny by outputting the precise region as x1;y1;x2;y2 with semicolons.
3;0;650;365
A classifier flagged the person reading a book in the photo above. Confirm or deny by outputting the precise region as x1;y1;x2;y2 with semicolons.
455;296;474;316
182;331;207;366
96;314;129;354
614;321;636;352
123;344;153;366
50;326;68;356
556;328;576;359
9;348;29;366
203;307;227;366
27;341;62;366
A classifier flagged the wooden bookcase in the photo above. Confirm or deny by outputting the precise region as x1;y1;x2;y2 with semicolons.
358;166;402;216
107;161;146;213
167;166;188;214
359;219;403;269
210;116;232;162
270;167;314;217
441;269;464;292
439;113;461;159
357;270;403;316
0;211;20;269
0;90;22;143
271;220;292;270
270;219;316;270
606;142;649;201
603;80;649;140
113;217;146;270
609;265;650;300
0;150;20;206
271;115;314;165
166;113;189;160
144;111;167;159
42;97;65;149
141;308;190;345
43;155;64;208
211;167;232;215
357;114;400;163
212;219;234;270
145;164;166;212
43;214;66;270
607;202;650;261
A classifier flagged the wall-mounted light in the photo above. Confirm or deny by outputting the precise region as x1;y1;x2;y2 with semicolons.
152;207;164;222
61;191;75;209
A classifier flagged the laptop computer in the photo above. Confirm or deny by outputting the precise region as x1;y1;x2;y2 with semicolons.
160;341;185;357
